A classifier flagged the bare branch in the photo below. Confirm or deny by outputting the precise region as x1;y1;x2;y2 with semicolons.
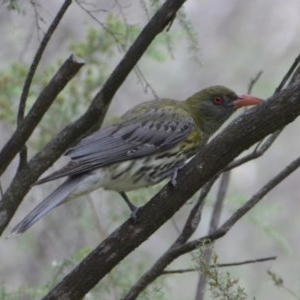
76;0;159;98
176;178;217;244
195;171;231;300
125;154;297;297
162;256;277;274
228;51;300;172
247;70;263;94
29;0;46;39
210;172;230;233
275;51;300;93
0;55;84;176
40;80;300;299
178;152;300;255
0;181;3;198
0;0;186;237
17;0;73;170
122;177;219;300
289;62;300;85
225;130;281;171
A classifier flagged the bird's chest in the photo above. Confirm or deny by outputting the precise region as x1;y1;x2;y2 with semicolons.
98;149;194;192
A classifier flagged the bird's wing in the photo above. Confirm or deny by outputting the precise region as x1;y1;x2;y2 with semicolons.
36;105;197;184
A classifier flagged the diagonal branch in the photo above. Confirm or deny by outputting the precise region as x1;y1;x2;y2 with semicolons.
16;0;73;169
0;0;74;176
275;51;300;93
17;0;72;126
162;256;277;274
41;79;300;299
225;131;281;171
0;0;187;236
176;152;300;256
122;179;217;300
0;55;84;175
131;153;299;296
226;52;300;172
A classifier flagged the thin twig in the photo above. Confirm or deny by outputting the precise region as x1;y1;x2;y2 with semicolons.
247;70;263;94
226;51;300;172
0;181;3;199
177;154;300;255
210;172;230;233
17;0;72;170
225;130;281;171
170;176;217;241
75;0;159;98
267;270;300;299
175;177;217;245
122;178;218;300
0;55;84;177
30;0;46;40
162;256;277;274
289;64;300;85
195;171;231;300
275;51;300;93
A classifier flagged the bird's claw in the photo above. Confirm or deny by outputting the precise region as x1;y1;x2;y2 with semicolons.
171;168;178;186
130;205;140;223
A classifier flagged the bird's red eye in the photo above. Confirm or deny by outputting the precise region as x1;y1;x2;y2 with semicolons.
213;96;223;105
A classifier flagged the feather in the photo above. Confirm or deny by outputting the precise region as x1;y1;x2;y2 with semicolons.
36;103;196;184
9;175;85;236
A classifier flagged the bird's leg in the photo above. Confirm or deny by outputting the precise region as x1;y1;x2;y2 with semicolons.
119;191;139;221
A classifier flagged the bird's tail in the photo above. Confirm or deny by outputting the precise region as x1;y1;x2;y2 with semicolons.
9;176;83;237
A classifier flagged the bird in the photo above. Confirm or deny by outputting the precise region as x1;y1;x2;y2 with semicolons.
10;85;262;235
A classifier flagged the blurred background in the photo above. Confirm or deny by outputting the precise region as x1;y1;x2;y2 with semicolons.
1;0;300;299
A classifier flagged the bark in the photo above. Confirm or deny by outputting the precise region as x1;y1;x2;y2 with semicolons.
42;79;300;299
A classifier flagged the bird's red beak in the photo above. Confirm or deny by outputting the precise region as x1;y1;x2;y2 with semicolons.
233;95;263;109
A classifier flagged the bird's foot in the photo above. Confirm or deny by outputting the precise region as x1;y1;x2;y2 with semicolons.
119;191;140;222
129;205;140;223
170;168;178;186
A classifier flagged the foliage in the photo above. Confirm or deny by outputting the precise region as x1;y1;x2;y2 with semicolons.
194;245;248;300
267;270;300;300
0;10;183;299
2;0;22;12
140;0;201;64
0;13;178;150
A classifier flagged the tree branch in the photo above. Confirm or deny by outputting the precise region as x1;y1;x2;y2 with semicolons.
41;79;300;299
16;0;73;170
176;151;300;256
225;131;281;171
227;54;300;172
0;55;84;176
195;171;231;300
127;152;300;297
162;256;277;274
275;51;300;93
122;180;217;300
127;68;270;300
0;0;187;236
247;70;263;94
17;0;72;125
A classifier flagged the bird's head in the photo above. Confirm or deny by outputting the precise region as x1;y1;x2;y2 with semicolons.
185;85;262;138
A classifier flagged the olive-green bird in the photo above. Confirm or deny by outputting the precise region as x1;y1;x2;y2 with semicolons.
11;86;262;235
